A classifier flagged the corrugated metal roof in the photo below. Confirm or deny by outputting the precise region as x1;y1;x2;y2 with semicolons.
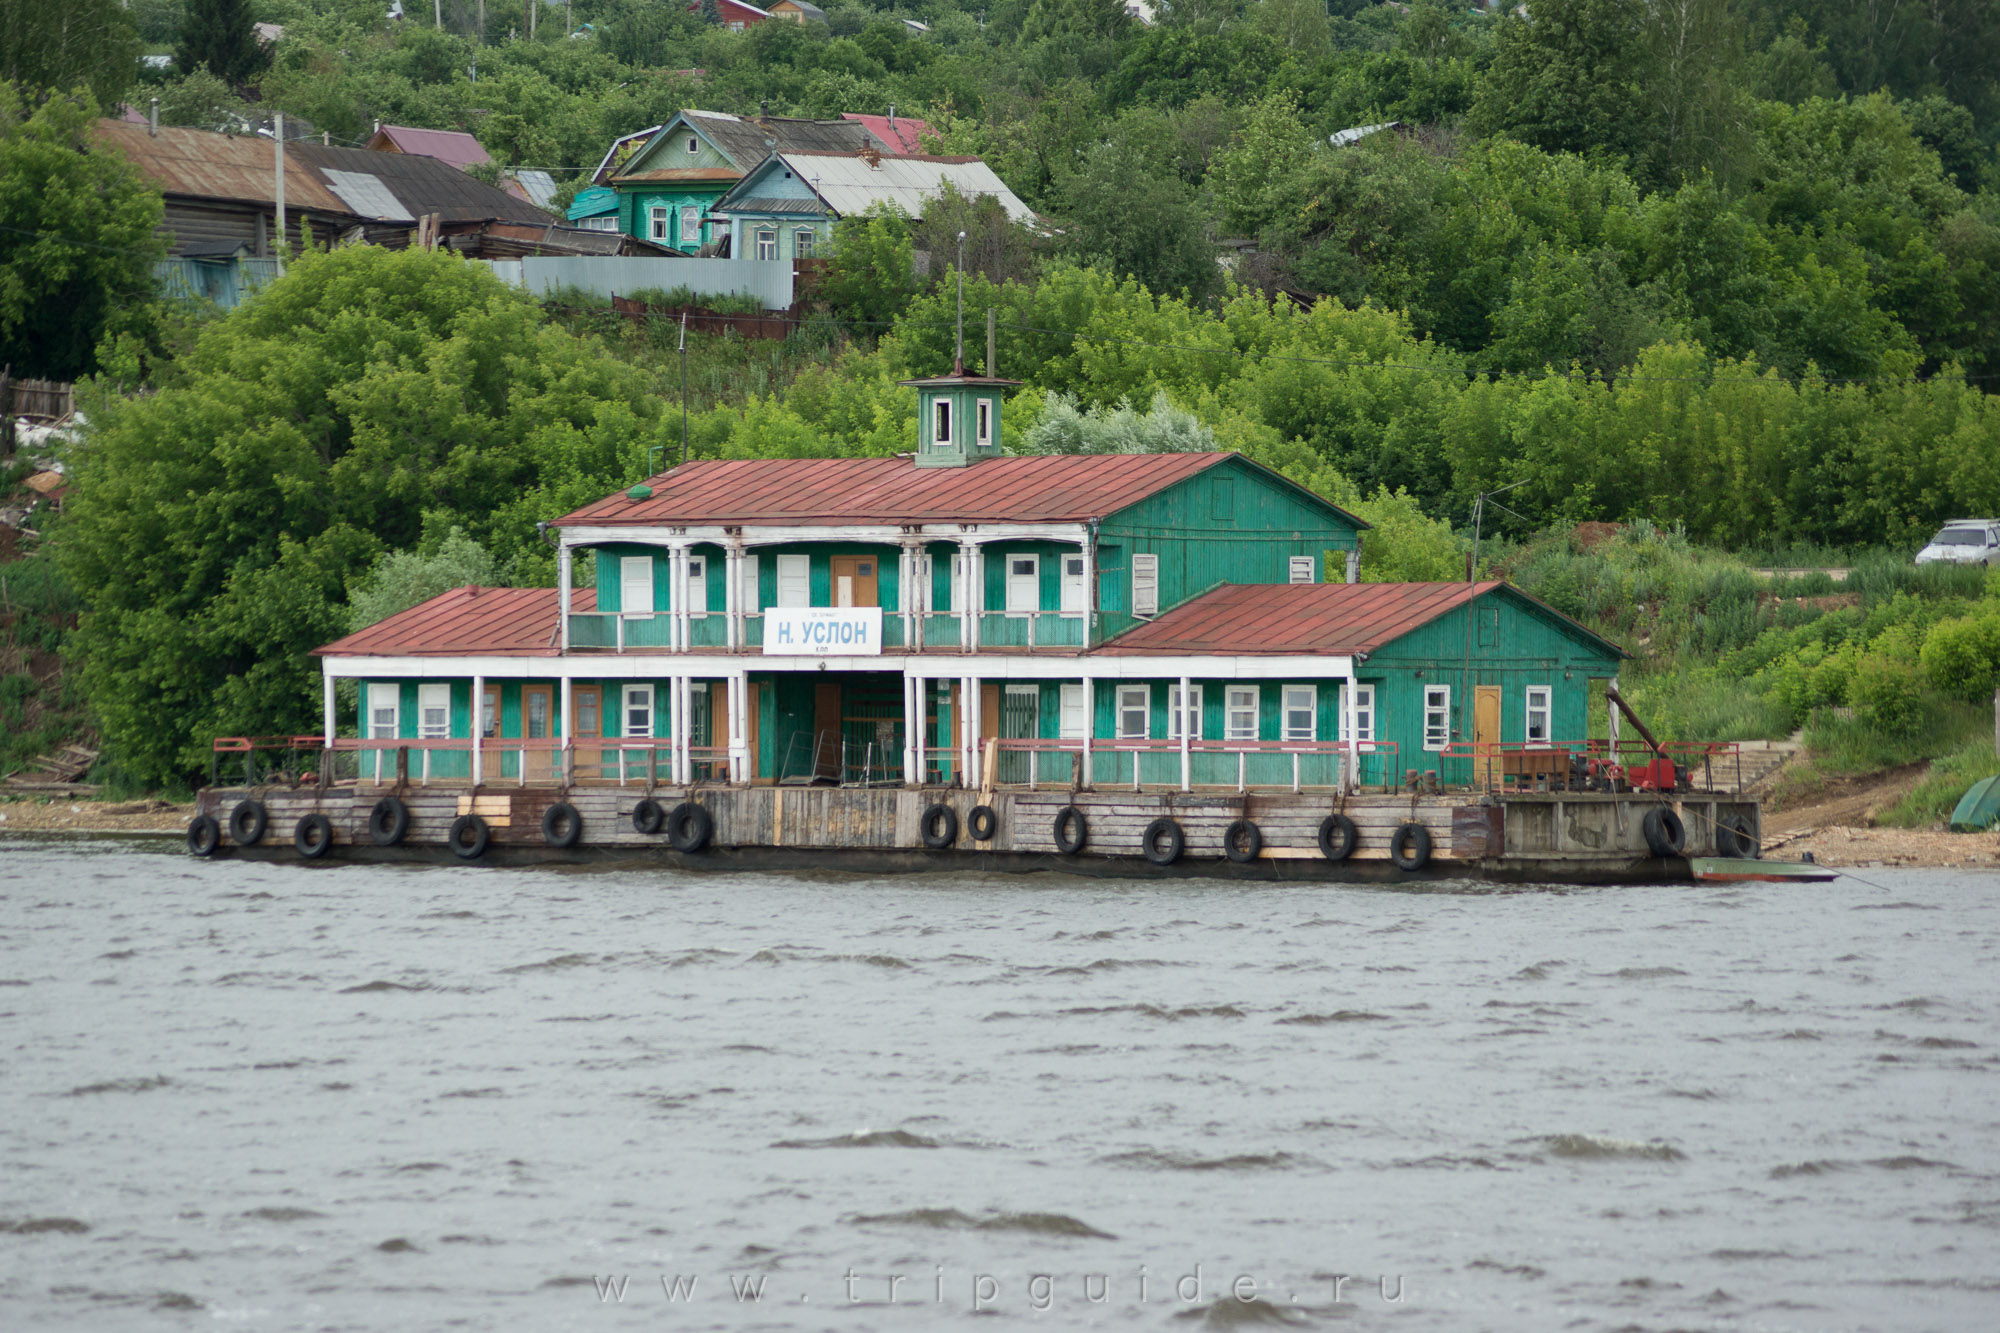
841;113;928;155
724;195;825;215
322;169;413;222
731;152;1032;223
94;119;349;214
1096;582;1628;658
96;120;552;226
559;454;1232;527
680;109;876;164
366;124;493;170
315;587;597;658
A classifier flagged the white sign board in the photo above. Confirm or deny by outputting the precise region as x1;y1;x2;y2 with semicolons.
763;606;883;656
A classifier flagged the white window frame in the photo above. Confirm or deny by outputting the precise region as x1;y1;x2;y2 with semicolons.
623;684;654;739
793;226;815;258
739;552;760;614
417;682;451;739
1061;555;1085;615
1344;684;1376;745
1167;684;1203;741
1059;683;1086;739
1116;684;1149;740
648;206;669;242
1289;555;1316;584
775;553;810;608
1005;553;1039;614
686;554;708;618
578;216;617;232
1225;685;1258;742
755;226;777;261
686;134;700;155
1131;552;1158;618
976;398;993;446
1525;685;1553;748
367;682;400;739
680;205;700;247
1423;684;1452;753
1281;684;1317;743
932;398;953;448
620;554;655;617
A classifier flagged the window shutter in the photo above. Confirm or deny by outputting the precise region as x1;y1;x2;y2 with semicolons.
1131;553;1158;617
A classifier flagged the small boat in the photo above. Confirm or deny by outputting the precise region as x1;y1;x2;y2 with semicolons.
1689;856;1838;883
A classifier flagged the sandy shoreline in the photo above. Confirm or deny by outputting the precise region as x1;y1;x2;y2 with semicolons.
3;796;1995;870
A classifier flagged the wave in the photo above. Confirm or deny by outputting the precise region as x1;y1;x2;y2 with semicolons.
850;1208;1114;1239
64;1075;170;1096
1277;1010;1388;1025
242;1206;325;1222
1;1217;90;1234
1171;1297;1315;1327
1058;1003;1246;1020
1610;966;1689;980
773;1129;942;1150
1101;1149;1308;1172
499;954;600;974
1540;1134;1687;1162
337;979;428;993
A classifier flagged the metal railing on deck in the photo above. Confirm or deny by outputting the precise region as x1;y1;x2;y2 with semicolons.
214;737;731;791
1438;739;1742;793
975;612;1086;650
988;737;1393;793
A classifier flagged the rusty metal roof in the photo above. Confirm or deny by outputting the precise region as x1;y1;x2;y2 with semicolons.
1096;582;1628;658
841;113;928;155
609;166;743;185
559;454;1237;527
365;124;492;171
315;587;596;658
94;119;551;225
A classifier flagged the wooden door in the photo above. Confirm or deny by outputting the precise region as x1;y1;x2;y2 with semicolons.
1474;684;1501;789
814;681;842;780
523;685;554;783
573;686;602;781
830;555;879;608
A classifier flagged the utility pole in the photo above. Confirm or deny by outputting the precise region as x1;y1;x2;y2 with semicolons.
273;112;287;274
953;230;966;369
434;0;442;28
679;313;690;465
1458;478;1528;750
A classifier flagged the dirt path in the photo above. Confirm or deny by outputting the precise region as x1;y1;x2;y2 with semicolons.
1763;764;2000;870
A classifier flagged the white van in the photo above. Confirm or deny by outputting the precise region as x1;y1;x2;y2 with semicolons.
1915;520;2000;566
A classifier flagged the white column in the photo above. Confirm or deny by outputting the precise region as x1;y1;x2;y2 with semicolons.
1079;677;1093;789
668;674;685;786
558;543;573;651
1608;675;1621;758
672;544;690;654
964;673;980;786
470;673;484;788
1343;664;1360;794
724;540;743;652
1179;673;1192;793
729;669;750;784
901;673;918;787
560;674;573;787
967;543;984;651
321;672;336;745
1078;530;1095;647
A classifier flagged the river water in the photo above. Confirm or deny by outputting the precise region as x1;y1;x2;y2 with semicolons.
2;836;1997;1330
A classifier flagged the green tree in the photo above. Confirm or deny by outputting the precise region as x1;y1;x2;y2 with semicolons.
174;0;265;89
821;207;916;333
1472;0;1654;169
59;246;671;784
0;0;140;103
1055;138;1219;303
346;528;501;632
0;90;166;381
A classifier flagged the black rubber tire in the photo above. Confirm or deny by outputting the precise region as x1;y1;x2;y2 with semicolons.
1389;822;1432;871
293;812;333;860
368;796;410;847
1715;816;1758;860
1642;806;1687;858
1052;805;1088;855
920;803;959;850
1223;818;1262;864
1317;813;1358;861
228;799;268;847
966;804;998;841
631;798;665;835
187;814;221;857
667;801;713;853
448;814;490;860
541;801;583;849
1142;817;1185;866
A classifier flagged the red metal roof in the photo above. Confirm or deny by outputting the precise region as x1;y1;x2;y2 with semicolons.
366;124;493;171
840;114;931;155
1096;582;1627;658
559;454;1236;527
315;587;595;658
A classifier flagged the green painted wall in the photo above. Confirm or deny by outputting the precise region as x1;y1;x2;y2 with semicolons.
1095;457;1363;641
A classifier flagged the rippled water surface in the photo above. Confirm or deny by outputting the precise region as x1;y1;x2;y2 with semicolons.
3;836;1999;1330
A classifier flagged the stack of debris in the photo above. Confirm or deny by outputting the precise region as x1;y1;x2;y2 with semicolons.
3;745;99;796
